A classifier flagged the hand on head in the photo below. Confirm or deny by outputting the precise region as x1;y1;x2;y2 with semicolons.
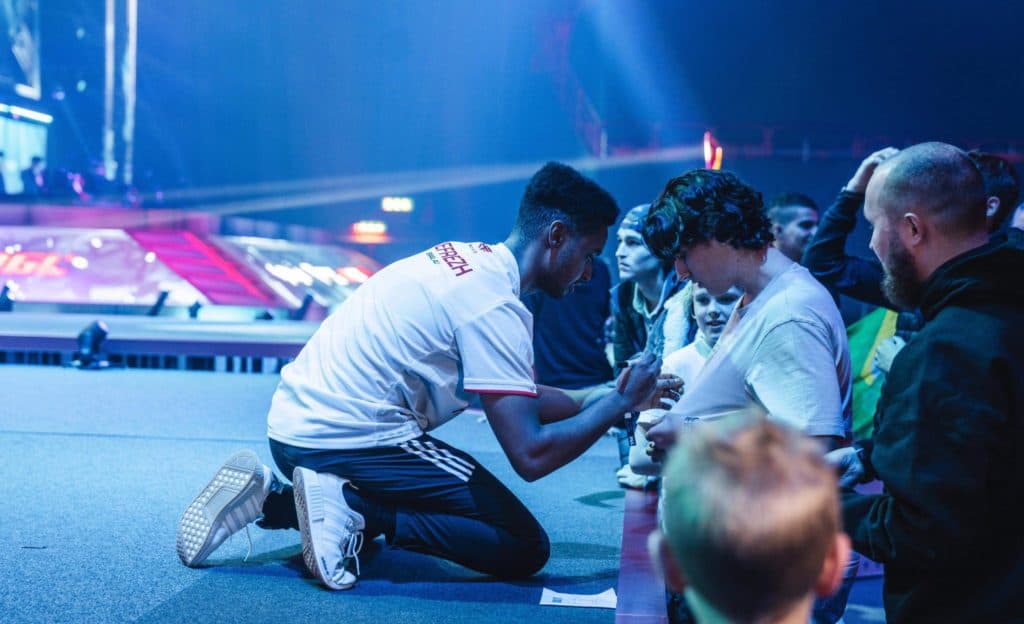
846;147;900;194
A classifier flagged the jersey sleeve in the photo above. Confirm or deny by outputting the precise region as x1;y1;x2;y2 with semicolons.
456;302;538;397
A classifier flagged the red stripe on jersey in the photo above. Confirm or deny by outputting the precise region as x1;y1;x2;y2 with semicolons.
467;388;539;398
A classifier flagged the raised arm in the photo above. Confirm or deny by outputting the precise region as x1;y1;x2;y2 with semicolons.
802;148;898;307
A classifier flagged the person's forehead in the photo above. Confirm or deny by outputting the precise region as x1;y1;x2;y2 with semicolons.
782;205;819;224
616;227;643;238
863;195;882;221
794;206;819;220
684;240;716;254
864;168;892;219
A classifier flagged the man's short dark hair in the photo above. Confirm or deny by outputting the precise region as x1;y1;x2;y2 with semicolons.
966;150;1021;231
31;156;42;165
766;192;818;228
514;162;619;239
642;169;773;261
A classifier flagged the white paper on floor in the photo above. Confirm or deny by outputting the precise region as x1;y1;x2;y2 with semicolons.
539;587;617;609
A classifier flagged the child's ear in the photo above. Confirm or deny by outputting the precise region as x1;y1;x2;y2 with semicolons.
815;532;852;597
648;529;688;593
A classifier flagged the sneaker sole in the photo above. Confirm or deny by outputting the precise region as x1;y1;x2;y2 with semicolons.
177;450;263;567
293;467;354;590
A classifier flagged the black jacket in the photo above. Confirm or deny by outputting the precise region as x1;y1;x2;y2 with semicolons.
609;273;687;367
842;228;1024;623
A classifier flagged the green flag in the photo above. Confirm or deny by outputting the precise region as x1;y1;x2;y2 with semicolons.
846;307;898;441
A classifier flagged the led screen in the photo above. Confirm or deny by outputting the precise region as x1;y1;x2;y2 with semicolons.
0;226;208;306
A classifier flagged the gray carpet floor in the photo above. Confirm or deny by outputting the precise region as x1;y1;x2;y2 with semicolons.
0;365;884;623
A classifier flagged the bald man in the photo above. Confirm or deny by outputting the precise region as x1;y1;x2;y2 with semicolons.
831;142;1024;623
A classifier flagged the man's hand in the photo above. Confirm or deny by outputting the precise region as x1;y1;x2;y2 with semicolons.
613;353;663;408
825;446;865;489
635;374;683;411
643;411;681;463
873;335;906;374
845;147;900;194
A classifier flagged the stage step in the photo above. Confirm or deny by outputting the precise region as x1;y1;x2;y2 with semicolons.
127;230;281;307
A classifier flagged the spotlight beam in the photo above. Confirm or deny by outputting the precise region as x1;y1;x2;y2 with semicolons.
135;145;704;227
145;169;448;204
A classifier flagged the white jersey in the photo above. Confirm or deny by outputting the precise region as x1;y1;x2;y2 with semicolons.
268;241;537;449
670;263;852;438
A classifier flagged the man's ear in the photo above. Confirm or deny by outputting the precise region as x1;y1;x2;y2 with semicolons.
648;530;688;593
902;212;924;247
986;196;1000;220
814;532;851;598
771;223;783;239
547;220;570;249
674;256;691;281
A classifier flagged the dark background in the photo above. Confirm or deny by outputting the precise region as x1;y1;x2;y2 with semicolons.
32;0;1024;261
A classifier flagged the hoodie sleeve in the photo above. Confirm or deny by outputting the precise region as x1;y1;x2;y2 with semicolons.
841;332;1007;568
802;191;890;307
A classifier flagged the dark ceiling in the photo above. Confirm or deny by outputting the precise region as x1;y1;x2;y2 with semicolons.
569;0;1024;151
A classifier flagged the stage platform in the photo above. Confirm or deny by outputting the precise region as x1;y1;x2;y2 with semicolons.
0;312;317;370
0;365;630;624
0;215;383;325
0;364;884;624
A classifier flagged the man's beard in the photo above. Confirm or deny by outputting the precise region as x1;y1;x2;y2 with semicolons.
881;234;924;310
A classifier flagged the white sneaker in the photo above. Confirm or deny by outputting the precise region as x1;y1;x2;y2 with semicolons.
293;466;365;590
177;450;274;567
616;464;658;490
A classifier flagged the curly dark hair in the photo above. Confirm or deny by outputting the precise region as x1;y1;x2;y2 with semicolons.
513;162;619;239
641;169;773;261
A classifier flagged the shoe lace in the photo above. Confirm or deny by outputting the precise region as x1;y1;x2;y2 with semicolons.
243;525;255;562
345;526;365;577
331;521;364;582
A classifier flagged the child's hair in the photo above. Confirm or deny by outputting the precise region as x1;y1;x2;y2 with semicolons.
661;416;840;622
